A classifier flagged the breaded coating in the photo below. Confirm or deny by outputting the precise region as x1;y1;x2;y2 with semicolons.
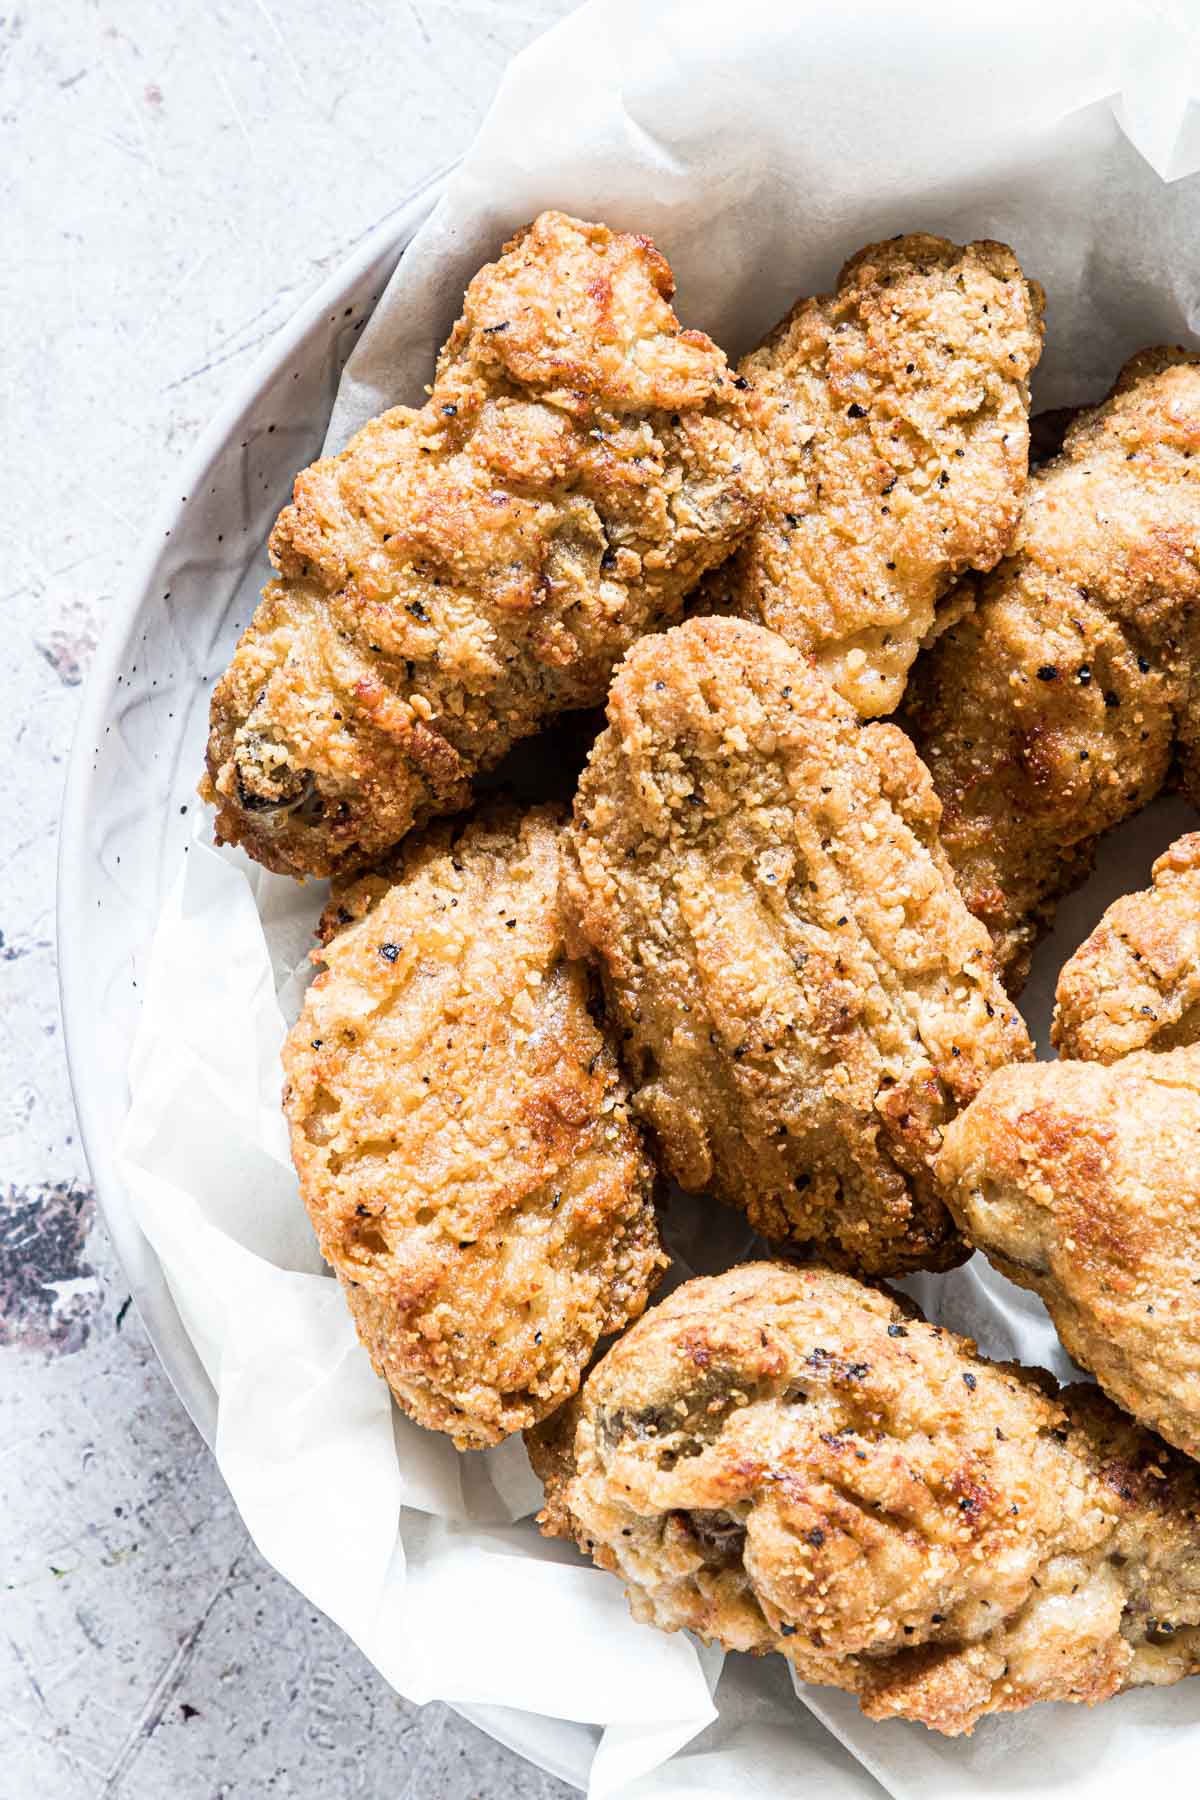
1052;834;1200;1061
203;212;764;877
531;1262;1200;1736
563;616;1030;1276
938;1047;1200;1461
725;235;1043;716
281;805;666;1449
904;349;1200;989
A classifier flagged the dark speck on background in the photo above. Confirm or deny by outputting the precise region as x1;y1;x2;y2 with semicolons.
0;1181;101;1356
34;619;98;687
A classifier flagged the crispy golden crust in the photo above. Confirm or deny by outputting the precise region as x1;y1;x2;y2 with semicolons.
904;348;1200;989
724;235;1043;717
563;616;1030;1276
535;1262;1200;1736
938;1047;1200;1461
281;804;666;1448
1052;833;1200;1061
201;212;762;879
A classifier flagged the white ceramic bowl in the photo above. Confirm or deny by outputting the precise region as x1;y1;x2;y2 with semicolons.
61;164;1200;1797
57;170;596;1792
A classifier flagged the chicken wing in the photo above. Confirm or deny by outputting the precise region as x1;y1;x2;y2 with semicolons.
1052;833;1200;1060
531;1262;1200;1736
937;1047;1200;1459
203;211;764;877
903;348;1200;989
725;234;1043;716
563;615;1030;1276
282;804;665;1448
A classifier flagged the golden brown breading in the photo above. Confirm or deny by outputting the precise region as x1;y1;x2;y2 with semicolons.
938;1047;1200;1461
202;212;764;878
281;804;666;1449
723;235;1043;716
562;615;1030;1276
531;1262;1200;1736
904;348;1200;990
1052;833;1200;1061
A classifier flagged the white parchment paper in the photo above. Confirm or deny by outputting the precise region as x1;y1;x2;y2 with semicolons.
121;1;1200;1791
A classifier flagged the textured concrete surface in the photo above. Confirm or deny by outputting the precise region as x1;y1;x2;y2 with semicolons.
3;2;579;1793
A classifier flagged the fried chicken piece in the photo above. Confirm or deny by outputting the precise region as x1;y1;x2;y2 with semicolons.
938;1047;1200;1461
562;615;1030;1276
281;804;666;1449
904;348;1200;989
722;235;1043;717
530;1262;1200;1736
1051;833;1200;1061
202;212;764;878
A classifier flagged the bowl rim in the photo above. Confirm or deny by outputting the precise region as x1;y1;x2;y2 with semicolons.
57;162;600;1792
58;169;451;1450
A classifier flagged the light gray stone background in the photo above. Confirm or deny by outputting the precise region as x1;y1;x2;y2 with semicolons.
3;2;581;1793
